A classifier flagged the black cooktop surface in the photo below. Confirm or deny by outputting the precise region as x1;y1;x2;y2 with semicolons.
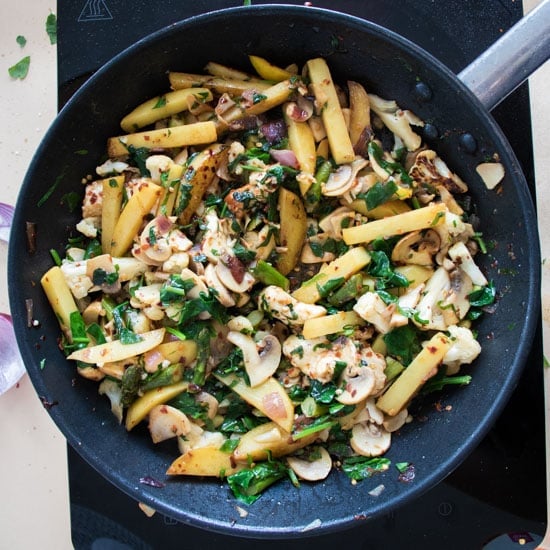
58;1;545;548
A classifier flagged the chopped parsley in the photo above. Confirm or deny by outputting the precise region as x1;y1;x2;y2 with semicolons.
46;13;57;45
8;56;30;80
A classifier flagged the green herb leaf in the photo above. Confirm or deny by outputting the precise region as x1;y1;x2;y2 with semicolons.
341;456;391;480
468;281;496;308
46;13;57;45
383;324;422;366
368;250;409;289
16;35;27;47
153;95;167;109
227;460;289;504
357;180;398;210
8;56;30;79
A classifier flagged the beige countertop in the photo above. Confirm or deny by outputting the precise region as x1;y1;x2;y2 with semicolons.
0;1;548;548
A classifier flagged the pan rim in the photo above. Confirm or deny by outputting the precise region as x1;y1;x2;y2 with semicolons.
8;3;541;539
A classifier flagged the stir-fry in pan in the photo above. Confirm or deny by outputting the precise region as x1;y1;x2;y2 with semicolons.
40;55;495;504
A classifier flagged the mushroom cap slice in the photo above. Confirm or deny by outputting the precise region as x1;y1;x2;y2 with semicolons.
350;421;391;457
227;330;282;387
148;404;192;443
287;446;333;481
337;365;376;405
391;229;441;266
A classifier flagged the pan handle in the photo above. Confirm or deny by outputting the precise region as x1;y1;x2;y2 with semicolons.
458;0;550;111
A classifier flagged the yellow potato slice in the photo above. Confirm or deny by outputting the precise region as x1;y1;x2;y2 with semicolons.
167;446;244;477
67;328;165;365
125;380;188;431
249;55;293;82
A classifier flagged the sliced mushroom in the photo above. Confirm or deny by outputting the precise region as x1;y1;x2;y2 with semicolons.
82;299;104;325
365;396;385;425
322;157;368;196
318;206;356;239
215;254;256;293
383;408;409;433
204;263;236;307
86;253;121;294
148;404;192;444
337;365;376;405
140;216;175;263
227;330;282;387
391;229;441;267
287;446;332;481
350;421;391;457
195;391;219;421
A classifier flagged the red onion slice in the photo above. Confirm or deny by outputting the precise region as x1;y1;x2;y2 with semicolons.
0;202;14;243
0;313;26;395
269;148;299;169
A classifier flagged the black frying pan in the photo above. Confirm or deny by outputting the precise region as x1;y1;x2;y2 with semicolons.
7;4;546;538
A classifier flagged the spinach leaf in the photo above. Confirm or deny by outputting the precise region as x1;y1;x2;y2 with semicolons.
341;456;391;481
356;179;398;210
227;460;290;504
367;250;409;289
383;324;422;366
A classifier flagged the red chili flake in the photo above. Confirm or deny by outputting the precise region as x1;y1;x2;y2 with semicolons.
427;346;437;354
139;476;165;488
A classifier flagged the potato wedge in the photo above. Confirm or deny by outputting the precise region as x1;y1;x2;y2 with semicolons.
156;339;197;365
232;422;317;462
167;446;244;477
107;121;217;157
176;143;228;225
283;103;316;195
249;55;293;82
169;72;269;94
120;88;213;132
302;310;365;340
349;198;411;219
67;328;166;365
109;180;162;257
214;373;294;432
155;162;184;218
125;380;188;431
307;58;354;165
215;79;295;132
292;246;371;304
100;175;125;254
348;80;372;152
275;187;308;275
376;332;452;416
342;202;447;245
205;61;264;82
41;266;80;340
